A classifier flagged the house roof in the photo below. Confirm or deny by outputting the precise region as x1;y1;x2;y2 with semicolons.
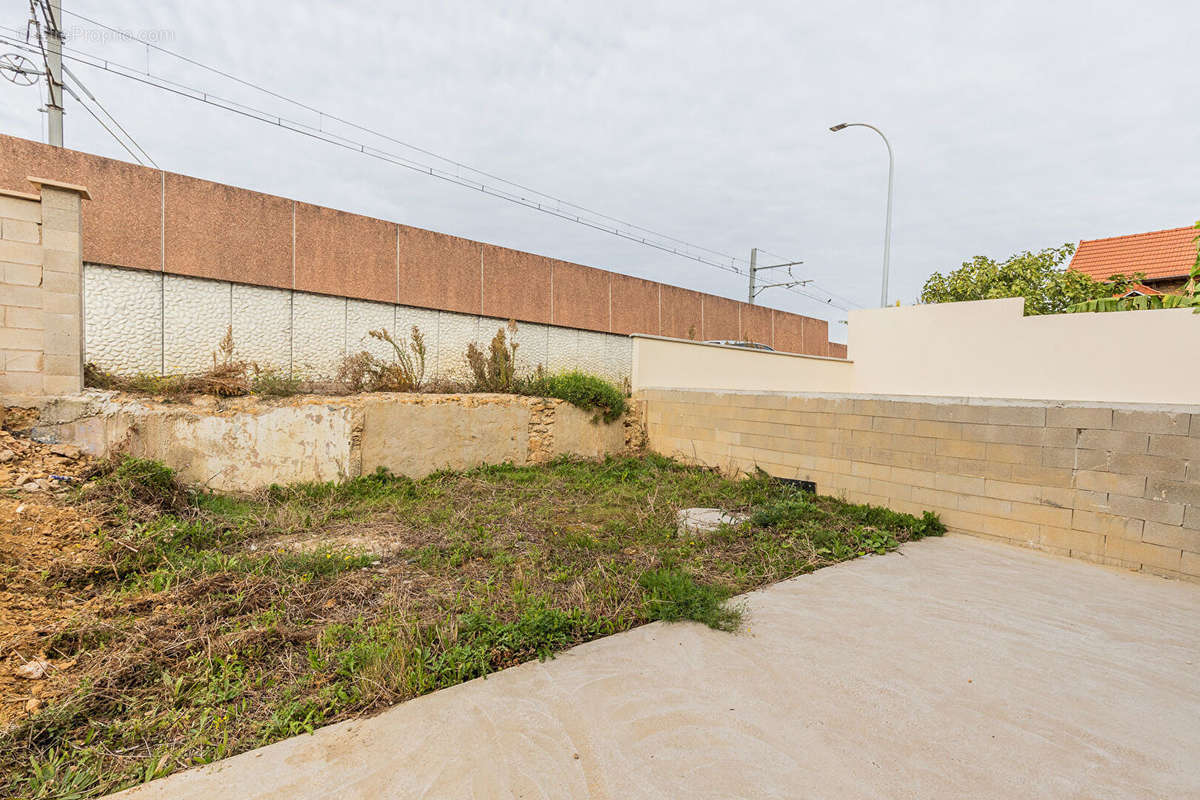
1116;283;1163;298
1069;225;1198;283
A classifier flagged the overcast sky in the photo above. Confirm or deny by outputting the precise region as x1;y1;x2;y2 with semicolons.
1;0;1197;340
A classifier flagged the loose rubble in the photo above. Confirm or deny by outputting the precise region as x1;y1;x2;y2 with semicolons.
1;406;101;724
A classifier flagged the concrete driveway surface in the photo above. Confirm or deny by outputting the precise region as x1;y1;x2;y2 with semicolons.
111;535;1200;799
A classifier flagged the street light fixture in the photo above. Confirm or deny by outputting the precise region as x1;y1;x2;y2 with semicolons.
830;122;894;308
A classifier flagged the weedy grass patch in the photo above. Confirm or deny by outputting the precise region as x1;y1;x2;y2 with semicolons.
2;454;942;798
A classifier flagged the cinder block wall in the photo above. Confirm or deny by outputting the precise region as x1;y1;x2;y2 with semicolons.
640;389;1200;582
0;181;88;395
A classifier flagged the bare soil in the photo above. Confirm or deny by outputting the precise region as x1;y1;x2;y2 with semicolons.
0;409;101;725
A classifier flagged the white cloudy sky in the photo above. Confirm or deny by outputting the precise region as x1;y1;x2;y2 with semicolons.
1;0;1197;340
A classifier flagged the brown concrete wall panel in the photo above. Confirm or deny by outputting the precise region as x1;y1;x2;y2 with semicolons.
0;133;160;270
482;245;552;324
740;303;773;347
164;172;292;288
551;260;611;332
701;296;740;341
802;317;831;357
610;273;660;336
828;342;848;359
3;133;846;358
659;285;704;340
772;311;805;354
295;202;396;303
397;225;482;315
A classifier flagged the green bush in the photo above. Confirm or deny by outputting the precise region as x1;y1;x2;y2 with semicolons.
526;371;627;423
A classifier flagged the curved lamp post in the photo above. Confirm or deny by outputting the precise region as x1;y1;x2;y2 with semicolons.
830;122;893;308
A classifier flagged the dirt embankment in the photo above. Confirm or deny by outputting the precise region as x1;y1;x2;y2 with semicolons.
1;407;101;725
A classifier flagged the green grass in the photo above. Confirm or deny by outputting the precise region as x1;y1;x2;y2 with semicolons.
639;568;740;631
3;454;943;798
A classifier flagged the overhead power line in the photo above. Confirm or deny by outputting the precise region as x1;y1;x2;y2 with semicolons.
61;63;156;166
60;79;142;164
55;7;753;266
1;20;860;313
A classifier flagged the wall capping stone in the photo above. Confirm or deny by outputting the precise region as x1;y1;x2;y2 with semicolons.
635;388;1200;415
27;176;91;199
631;334;851;363
0;187;41;202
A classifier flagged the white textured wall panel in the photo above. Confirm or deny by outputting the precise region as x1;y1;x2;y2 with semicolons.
510;320;549;376
576;330;610;378
437;310;481;381
546;326;580;375
346;300;395;362
163;275;232;374
395;305;441;386
82;270;632;385
83;264;162;375
232;284;291;371
603;334;633;385
292;292;346;379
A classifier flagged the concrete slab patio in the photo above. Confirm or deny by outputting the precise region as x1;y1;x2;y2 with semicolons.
113;536;1200;799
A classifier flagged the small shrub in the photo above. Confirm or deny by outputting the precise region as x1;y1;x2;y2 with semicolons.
89;456;191;511
368;327;426;391
525;371;627;423
251;367;303;397
336;351;374;393
466;321;519;392
337;326;426;393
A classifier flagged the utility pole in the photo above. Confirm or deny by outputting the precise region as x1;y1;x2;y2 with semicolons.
747;247;757;304
45;0;65;146
747;248;806;305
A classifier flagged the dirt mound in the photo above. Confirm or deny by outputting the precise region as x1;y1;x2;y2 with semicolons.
1;408;103;724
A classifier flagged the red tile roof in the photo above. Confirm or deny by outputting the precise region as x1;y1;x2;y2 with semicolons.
1116;283;1163;297
1069;225;1198;283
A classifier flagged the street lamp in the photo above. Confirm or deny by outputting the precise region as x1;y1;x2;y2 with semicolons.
830;122;894;308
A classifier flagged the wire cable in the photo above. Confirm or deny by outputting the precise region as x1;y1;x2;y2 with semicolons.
1;25;861;313
60;78;145;165
61;63;157;166
57;7;762;265
0;32;755;276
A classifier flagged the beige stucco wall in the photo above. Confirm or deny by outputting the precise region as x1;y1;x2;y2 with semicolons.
633;298;1200;406
631;335;853;394
846;298;1200;405
35;391;628;491
640;388;1200;583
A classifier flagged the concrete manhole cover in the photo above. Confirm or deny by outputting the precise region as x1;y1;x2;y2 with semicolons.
676;507;749;536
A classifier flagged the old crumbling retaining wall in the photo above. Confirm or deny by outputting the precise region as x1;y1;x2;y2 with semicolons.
639;388;1200;582
34;391;628;491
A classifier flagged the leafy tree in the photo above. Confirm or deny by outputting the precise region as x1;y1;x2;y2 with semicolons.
920;243;1139;315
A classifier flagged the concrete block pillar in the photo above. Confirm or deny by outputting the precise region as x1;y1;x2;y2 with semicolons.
0;176;90;396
